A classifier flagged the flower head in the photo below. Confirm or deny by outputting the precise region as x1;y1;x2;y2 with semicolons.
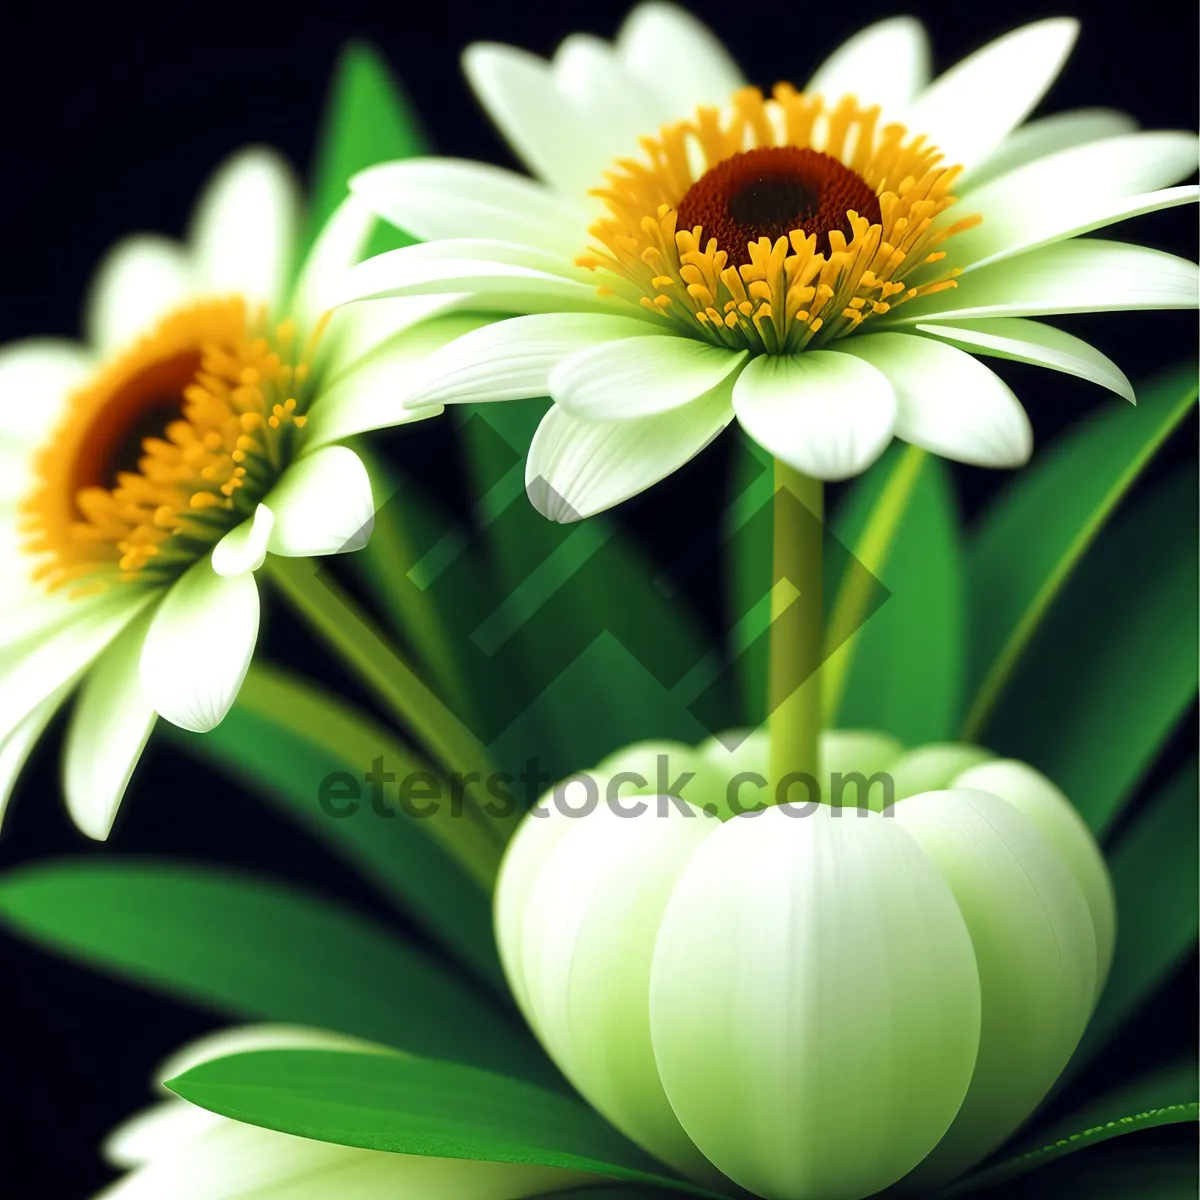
495;730;1116;1199
0;149;466;838
337;5;1199;520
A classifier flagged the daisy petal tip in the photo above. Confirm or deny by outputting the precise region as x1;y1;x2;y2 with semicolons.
526;476;586;524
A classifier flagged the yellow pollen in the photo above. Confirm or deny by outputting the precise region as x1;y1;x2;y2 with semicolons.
581;87;980;354
19;296;324;592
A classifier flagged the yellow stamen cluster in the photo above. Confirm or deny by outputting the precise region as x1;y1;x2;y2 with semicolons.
20;298;324;591
578;87;980;353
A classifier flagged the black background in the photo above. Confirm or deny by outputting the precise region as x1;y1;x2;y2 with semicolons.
0;1;1196;1195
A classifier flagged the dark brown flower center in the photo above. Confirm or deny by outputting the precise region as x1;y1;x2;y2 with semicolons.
675;146;882;267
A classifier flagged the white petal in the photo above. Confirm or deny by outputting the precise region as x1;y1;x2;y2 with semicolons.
103;1100;222;1170
951;132;1199;269
351;158;587;260
211;504;276;577
805;17;930;113
526;383;734;521
494;796;582;1026
289;194;377;333
835;333;1032;467
963;108;1139;190
888;742;993;799
330;240;599;313
970;130;1198;210
86;237;195;355
0;688;69;830
189;148;301;310
306;313;495;448
891;788;1097;1188
732;349;896;480
265;446;374;557
650;805;981;1199
518;803;722;1181
617;2;745;119
0;339;94;452
551;35;671;177
916;318;1134;403
321;296;467;382
962;185;1197;270
140;561;259;733
0;593;149;744
62;611;157;840
904;19;1079;170
403;313;662;410
951;758;1115;997
551;336;746;419
102;1112;586;1200
890;239;1200;323
462;43;603;199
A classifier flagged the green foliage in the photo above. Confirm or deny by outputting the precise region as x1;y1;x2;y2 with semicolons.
982;467;1198;834
828;444;964;744
167;1049;730;1198
950;1060;1198;1195
303;41;426;260
963;361;1197;739
0;861;556;1087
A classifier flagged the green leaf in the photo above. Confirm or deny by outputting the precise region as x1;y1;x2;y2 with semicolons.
167;1049;732;1199
947;1060;1198;1195
962;360;1197;739
973;1145;1198;1198
303;41;427;259
827;444;964;743
1073;764;1199;1069
172;662;505;994
981;467;1198;835
0;862;557;1088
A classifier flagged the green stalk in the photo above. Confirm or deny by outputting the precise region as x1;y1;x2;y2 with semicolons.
264;556;511;845
767;461;824;798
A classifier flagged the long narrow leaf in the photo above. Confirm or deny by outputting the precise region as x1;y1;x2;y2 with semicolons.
982;467;1198;834
827;444;964;743
0;862;556;1088
167;1049;732;1199
962;361;1197;738
948;1060;1198;1195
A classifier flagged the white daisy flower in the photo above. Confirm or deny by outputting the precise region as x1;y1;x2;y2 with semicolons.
0;149;465;839
336;4;1199;521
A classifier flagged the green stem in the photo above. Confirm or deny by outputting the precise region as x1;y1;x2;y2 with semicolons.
264;556;511;846
767;460;824;797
